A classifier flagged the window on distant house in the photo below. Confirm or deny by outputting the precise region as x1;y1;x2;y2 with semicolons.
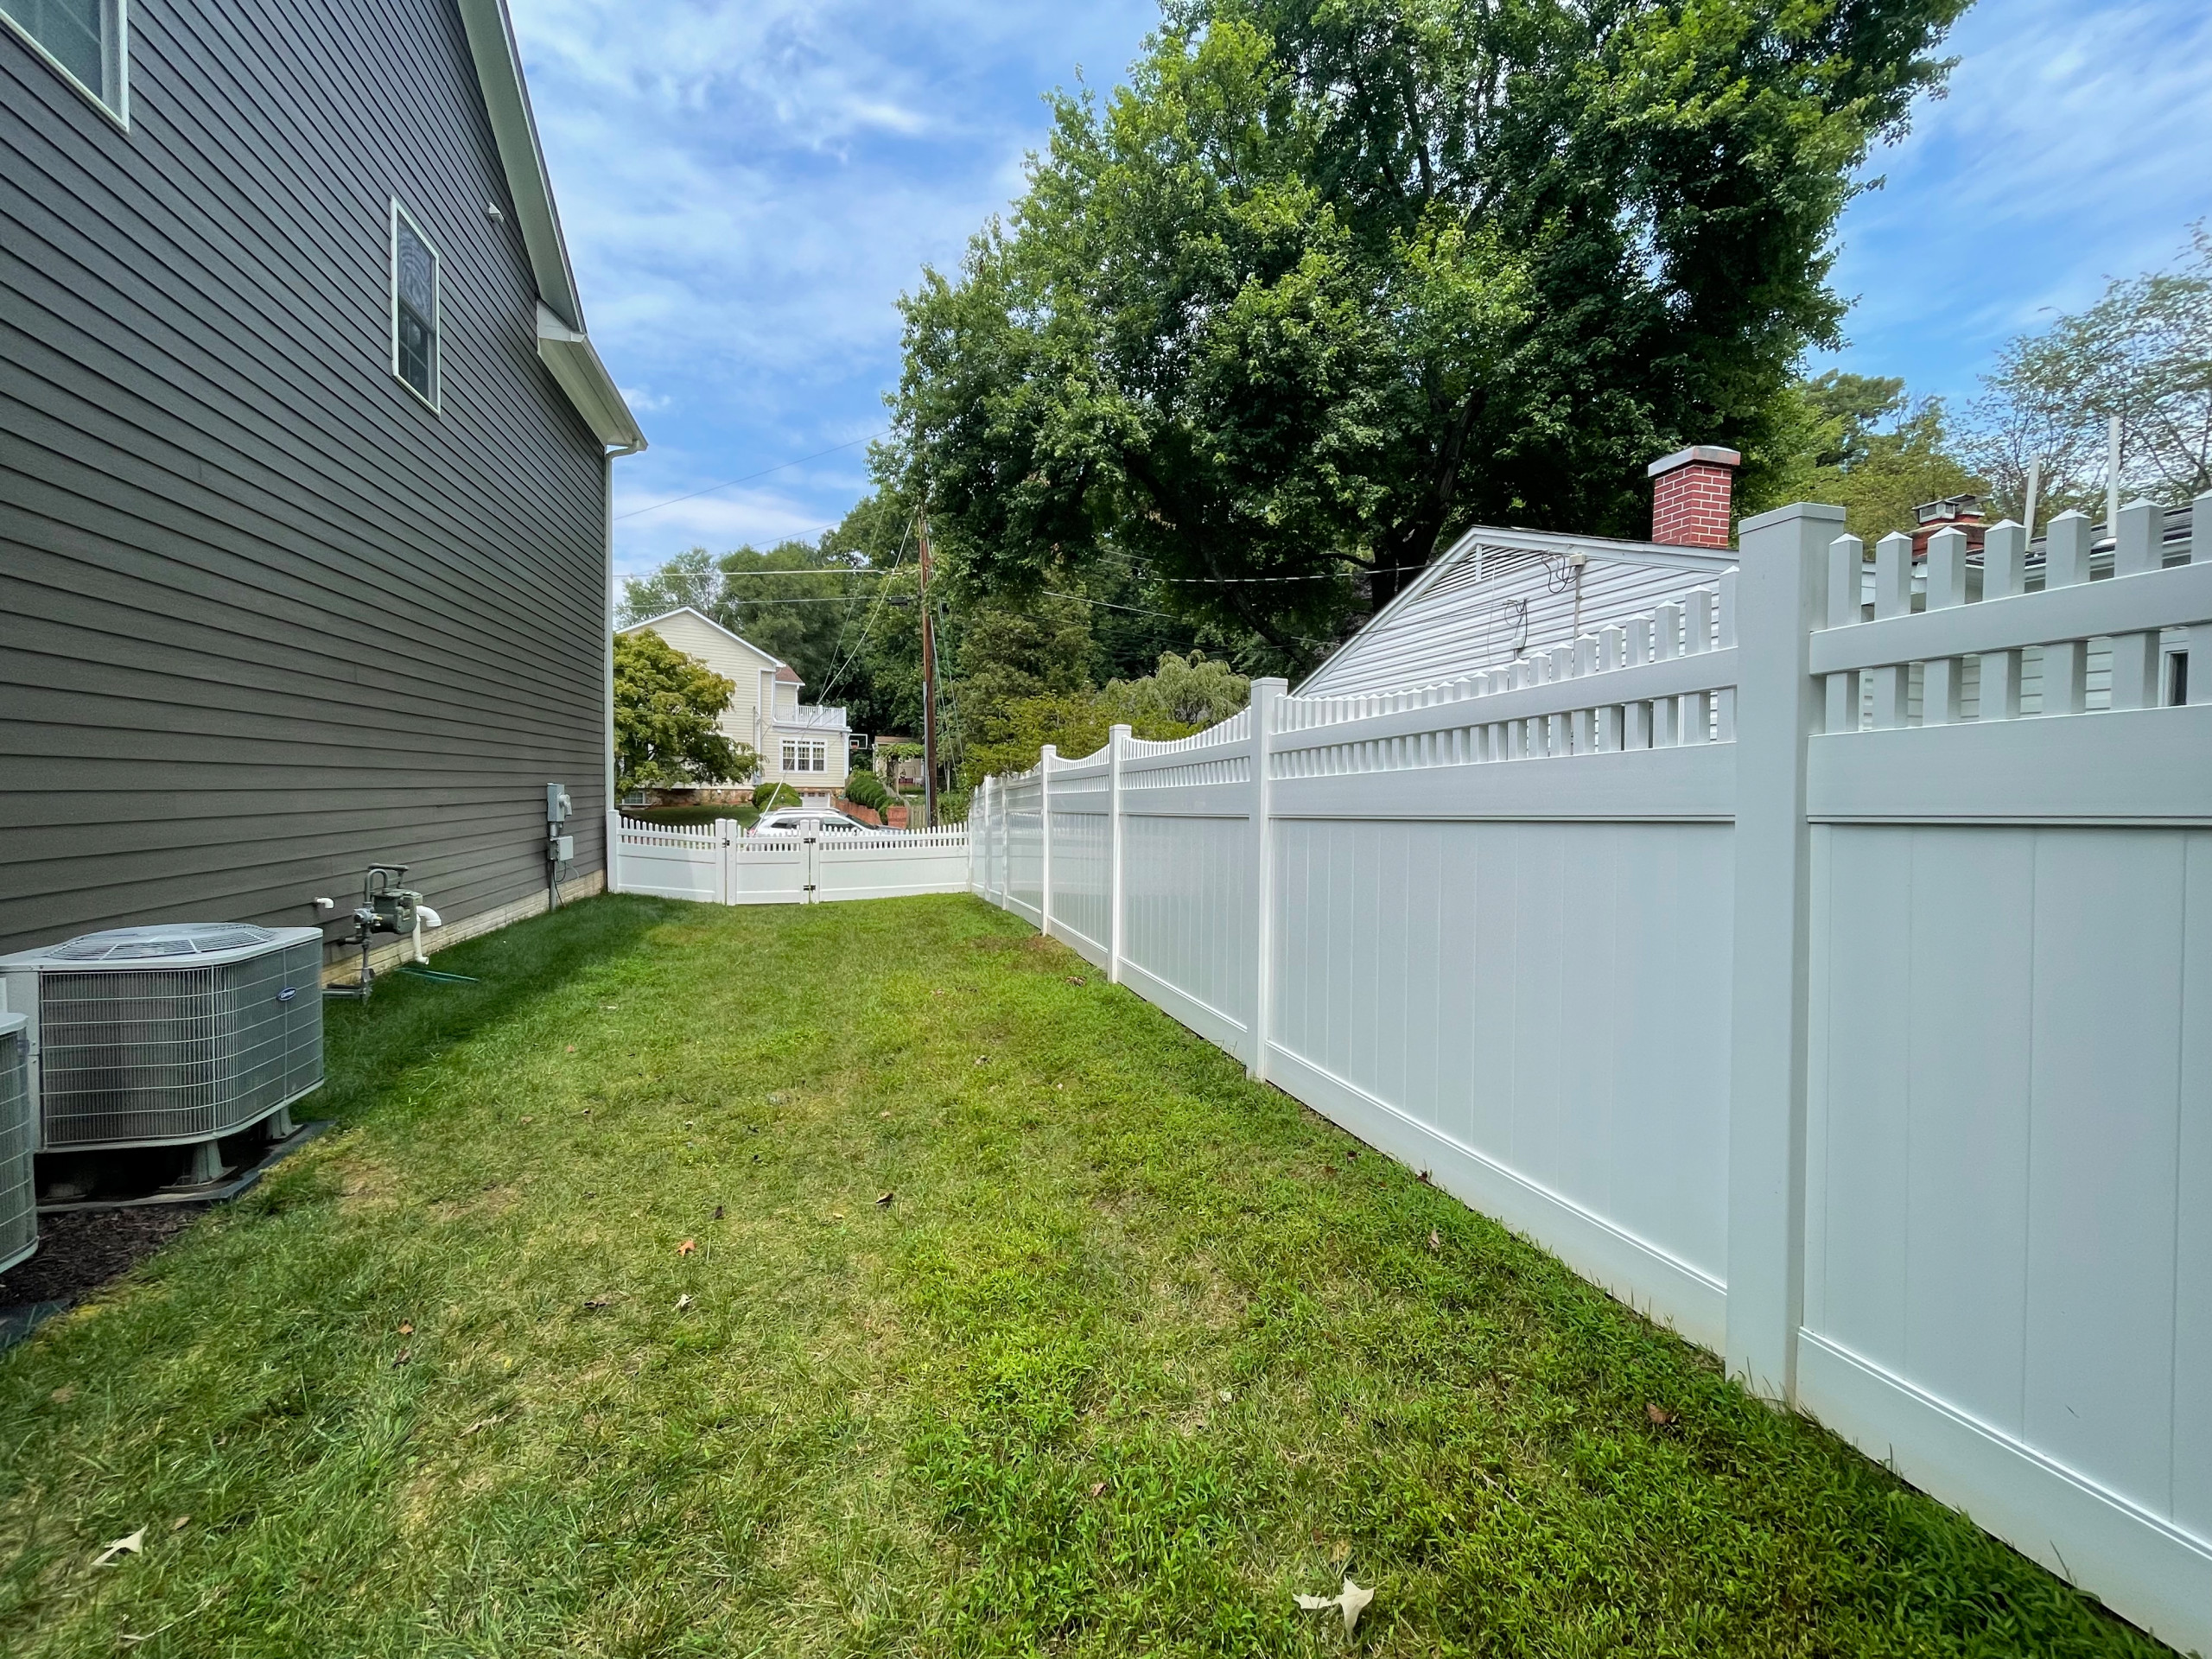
391;203;440;409
2;0;128;119
781;741;826;773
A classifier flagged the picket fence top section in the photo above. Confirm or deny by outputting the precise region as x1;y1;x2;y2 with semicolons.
616;814;967;851
1813;501;2211;688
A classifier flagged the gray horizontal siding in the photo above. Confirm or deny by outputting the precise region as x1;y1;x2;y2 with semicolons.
1;0;613;957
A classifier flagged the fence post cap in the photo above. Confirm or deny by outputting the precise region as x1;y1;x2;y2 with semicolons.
1738;500;1847;535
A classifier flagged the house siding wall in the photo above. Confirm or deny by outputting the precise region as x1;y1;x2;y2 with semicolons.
0;0;611;959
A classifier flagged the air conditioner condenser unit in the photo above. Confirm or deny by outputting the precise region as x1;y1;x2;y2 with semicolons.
0;1011;33;1274
0;924;325;1157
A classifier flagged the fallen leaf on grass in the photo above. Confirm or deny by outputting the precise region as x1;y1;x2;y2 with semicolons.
1294;1578;1374;1636
49;1386;73;1404
1089;1480;1107;1498
1646;1403;1678;1427
1068;976;1085;986
880;1109;893;1119
1427;1230;1440;1252
460;1415;504;1438
712;1204;725;1220
875;1192;894;1207
92;1529;145;1567
565;1046;576;1054
1346;1149;1360;1161
393;1350;412;1367
580;1297;613;1310
677;1240;696;1256
830;1211;846;1220
170;1516;189;1531
675;1294;694;1312
397;1321;414;1336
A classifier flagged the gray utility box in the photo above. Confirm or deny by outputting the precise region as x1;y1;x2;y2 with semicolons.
0;1011;33;1273
0;925;324;1153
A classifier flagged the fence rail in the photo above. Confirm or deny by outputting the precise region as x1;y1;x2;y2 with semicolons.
970;493;2212;1657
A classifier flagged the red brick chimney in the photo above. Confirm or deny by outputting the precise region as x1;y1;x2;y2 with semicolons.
1648;445;1741;549
1910;493;1985;560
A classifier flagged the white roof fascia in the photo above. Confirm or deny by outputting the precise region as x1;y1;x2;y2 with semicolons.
537;305;646;453
619;607;793;673
455;0;645;454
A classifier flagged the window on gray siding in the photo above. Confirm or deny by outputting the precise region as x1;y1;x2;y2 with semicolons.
1;0;128;118
390;205;440;409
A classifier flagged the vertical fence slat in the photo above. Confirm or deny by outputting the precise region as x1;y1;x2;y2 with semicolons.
1625;616;1653;749
1981;520;2026;720
1871;531;1914;730
2041;512;2091;715
1685;588;1715;742
2108;501;2161;710
1922;526;1967;725
1824;534;1862;734
1653;601;1683;746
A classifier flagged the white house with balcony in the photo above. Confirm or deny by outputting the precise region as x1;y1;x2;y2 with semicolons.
619;607;849;803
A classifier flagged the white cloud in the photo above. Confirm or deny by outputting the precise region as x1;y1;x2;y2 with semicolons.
1823;0;2212;397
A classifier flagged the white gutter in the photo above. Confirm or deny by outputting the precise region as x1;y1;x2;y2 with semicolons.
457;0;645;455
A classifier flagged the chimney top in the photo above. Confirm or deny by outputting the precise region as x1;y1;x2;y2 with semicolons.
1647;444;1743;479
1649;444;1740;549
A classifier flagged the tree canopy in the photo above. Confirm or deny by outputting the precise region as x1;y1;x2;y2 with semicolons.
882;0;1965;671
613;631;754;793
1965;222;2212;520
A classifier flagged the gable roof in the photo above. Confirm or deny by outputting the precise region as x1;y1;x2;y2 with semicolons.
619;607;793;675
454;0;645;454
1299;522;1737;697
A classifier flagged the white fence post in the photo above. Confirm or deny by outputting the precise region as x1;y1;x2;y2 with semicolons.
1108;723;1129;982
1248;678;1287;1079
1726;500;1839;1402
606;808;622;893
1039;745;1055;939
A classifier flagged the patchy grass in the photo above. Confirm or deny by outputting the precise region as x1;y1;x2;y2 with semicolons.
0;894;2170;1657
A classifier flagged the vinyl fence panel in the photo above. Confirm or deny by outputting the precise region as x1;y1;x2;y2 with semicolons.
971;490;2212;1655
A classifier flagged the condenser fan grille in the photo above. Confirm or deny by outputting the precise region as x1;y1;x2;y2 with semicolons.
0;1025;32;1274
38;939;323;1147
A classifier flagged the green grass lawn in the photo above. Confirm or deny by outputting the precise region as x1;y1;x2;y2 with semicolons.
0;894;2170;1657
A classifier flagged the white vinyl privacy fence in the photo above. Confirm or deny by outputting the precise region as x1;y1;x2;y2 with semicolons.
608;817;969;906
972;499;2212;1656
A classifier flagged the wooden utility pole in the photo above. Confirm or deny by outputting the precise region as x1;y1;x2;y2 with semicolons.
917;506;938;828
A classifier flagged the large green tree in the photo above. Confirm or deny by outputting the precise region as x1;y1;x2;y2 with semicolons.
885;0;1965;669
612;632;755;793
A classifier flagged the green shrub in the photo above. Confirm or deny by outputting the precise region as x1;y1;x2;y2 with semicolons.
843;769;892;811
753;783;802;810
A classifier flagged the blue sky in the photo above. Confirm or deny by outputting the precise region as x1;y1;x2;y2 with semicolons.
505;0;2212;579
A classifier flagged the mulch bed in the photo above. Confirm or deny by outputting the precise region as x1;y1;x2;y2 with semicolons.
0;1204;207;1316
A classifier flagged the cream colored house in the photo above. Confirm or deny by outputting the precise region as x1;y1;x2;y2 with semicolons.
620;607;849;802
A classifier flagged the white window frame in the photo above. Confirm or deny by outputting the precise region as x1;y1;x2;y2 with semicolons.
388;200;442;413
1;0;130;127
780;740;827;774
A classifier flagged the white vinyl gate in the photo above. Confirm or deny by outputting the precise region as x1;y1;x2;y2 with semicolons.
609;817;969;906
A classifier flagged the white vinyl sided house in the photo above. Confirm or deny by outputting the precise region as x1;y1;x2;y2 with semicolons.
620;607;849;802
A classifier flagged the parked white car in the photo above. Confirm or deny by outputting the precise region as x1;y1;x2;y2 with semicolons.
751;808;885;836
